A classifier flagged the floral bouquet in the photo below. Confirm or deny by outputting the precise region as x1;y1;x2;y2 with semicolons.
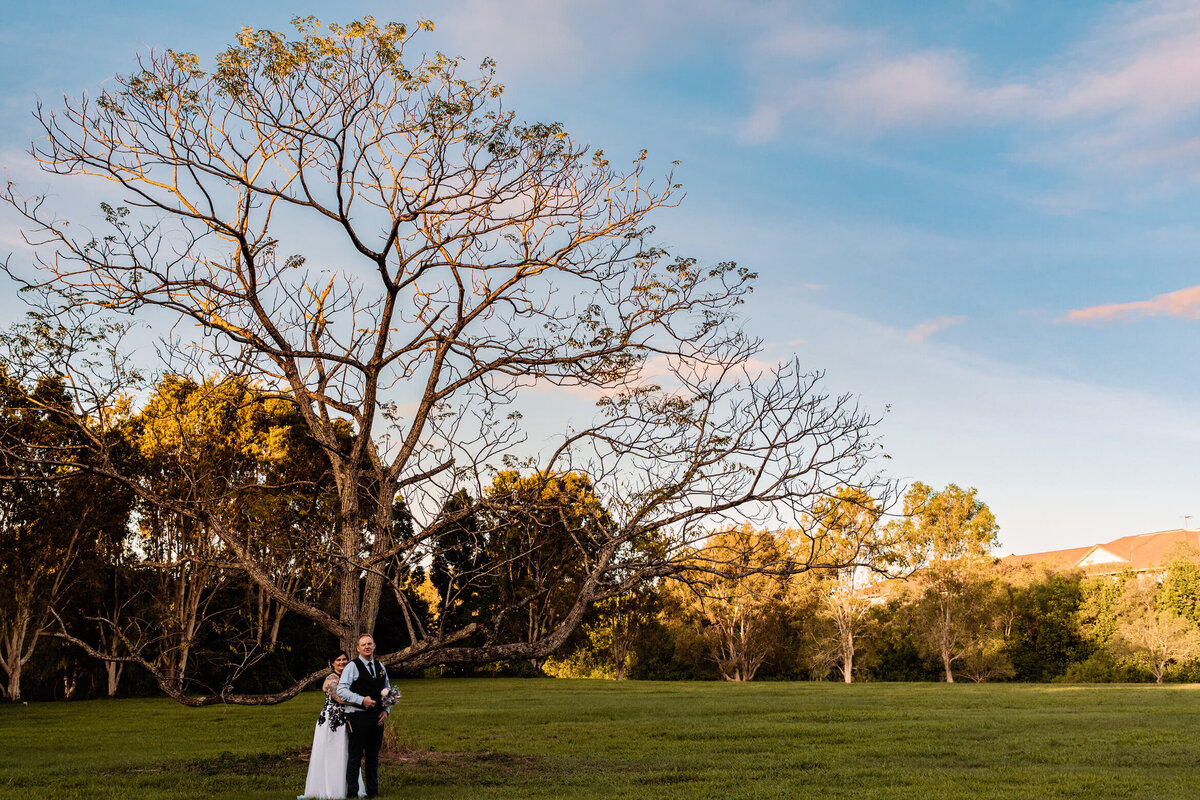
381;687;402;708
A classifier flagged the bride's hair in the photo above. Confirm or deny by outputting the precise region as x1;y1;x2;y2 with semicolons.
327;648;349;668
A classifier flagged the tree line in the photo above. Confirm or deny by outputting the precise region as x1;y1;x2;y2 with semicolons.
548;530;1200;686
4;369;1198;702
0;371;638;701
543;484;1200;686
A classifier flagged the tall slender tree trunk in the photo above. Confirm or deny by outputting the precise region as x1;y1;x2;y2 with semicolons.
174;564;208;693
335;463;363;651
5;663;20;702
941;601;955;682
358;488;395;641
1;604;32;701
268;604;285;649
105;661;123;697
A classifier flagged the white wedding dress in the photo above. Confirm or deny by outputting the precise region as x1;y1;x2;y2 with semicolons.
300;678;365;799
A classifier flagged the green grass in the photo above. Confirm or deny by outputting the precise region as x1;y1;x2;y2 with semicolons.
2;680;1199;799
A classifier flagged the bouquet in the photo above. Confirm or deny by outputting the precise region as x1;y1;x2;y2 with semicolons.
381;687;402;708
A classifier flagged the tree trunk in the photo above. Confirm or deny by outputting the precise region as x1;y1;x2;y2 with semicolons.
335;465;363;651
1;605;31;701
268;605;285;649
175;569;206;693
941;602;955;683
841;627;854;683
105;661;123;697
4;659;20;702
358;490;395;642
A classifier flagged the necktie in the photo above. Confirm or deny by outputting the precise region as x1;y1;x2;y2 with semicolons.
366;661;375;678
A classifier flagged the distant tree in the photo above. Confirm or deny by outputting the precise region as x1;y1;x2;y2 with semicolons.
428;471;615;670
805;487;888;683
1110;580;1200;684
860;597;940;682
1001;565;1090;682
0;372;131;701
76;547;146;697
672;525;797;682
428;489;490;641
125;375;347;695
541;588;658;680
888;482;999;682
584;590;658;680
1157;552;1200;626
482;471;612;669
42;373;349;700
1077;572;1130;650
952;567;1015;683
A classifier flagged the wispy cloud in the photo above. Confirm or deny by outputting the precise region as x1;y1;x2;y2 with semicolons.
739;0;1200;185
906;315;967;343
740;47;1031;143
1064;285;1200;322
754;297;1200;553
437;0;731;85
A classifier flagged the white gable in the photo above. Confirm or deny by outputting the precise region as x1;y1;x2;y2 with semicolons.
1077;545;1129;567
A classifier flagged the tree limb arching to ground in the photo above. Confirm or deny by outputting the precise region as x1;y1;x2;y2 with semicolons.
0;18;889;704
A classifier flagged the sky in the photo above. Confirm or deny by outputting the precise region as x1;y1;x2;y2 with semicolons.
2;0;1199;555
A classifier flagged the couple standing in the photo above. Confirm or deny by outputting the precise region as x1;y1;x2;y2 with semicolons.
302;633;395;799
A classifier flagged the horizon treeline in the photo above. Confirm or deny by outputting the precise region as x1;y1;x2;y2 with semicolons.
3;370;1199;702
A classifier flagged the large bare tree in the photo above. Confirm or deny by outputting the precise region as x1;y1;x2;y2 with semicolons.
1;18;886;703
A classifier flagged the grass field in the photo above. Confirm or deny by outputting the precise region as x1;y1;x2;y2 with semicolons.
1;679;1198;799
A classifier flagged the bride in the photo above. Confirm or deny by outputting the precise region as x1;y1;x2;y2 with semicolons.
301;649;365;799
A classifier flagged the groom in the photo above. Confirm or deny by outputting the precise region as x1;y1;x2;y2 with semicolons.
337;633;391;799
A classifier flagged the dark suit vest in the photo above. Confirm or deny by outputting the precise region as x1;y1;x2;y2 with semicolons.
348;657;387;712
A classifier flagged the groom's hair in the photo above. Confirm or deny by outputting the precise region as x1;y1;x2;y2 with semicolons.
327;648;349;667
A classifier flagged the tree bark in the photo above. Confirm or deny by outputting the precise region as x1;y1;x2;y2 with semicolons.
3;658;21;702
105;661;122;697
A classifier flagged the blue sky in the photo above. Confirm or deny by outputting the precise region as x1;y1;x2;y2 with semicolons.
3;0;1199;554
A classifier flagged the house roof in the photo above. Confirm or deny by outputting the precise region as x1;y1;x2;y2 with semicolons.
1003;528;1200;575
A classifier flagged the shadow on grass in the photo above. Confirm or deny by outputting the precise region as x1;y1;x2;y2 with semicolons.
182;748;311;775
176;745;555;783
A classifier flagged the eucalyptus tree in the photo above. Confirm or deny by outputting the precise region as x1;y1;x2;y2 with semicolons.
430;470;612;669
806;487;887;683
1;18;885;703
888;482;999;682
1111;579;1200;684
0;372;131;701
121;374;344;694
671;524;799;682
